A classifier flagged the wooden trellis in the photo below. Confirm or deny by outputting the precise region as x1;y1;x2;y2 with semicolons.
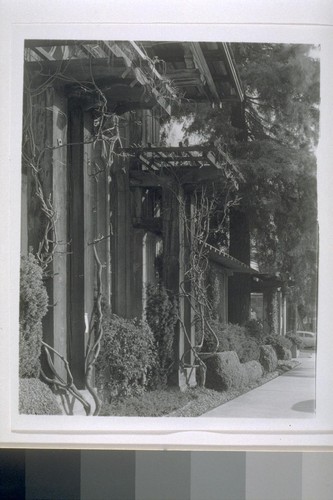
125;141;243;187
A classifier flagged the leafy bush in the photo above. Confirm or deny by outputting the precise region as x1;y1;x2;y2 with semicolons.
203;321;260;363
245;319;264;342
19;253;48;378
145;283;178;387
96;312;157;400
264;335;292;360
259;345;278;372
19;378;62;415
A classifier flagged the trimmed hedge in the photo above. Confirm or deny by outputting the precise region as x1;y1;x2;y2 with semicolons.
203;321;260;363
264;335;292;360
205;351;244;391
19;378;62;415
96;313;157;400
205;351;264;392
19;254;48;378
242;360;263;384
259;345;278;372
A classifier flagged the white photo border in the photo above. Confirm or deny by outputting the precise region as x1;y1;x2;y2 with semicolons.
1;1;333;450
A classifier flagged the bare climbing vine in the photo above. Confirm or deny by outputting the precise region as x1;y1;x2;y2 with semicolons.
22;41;182;415
22;49;127;414
177;179;241;387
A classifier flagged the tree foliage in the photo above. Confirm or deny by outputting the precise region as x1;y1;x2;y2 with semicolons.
231;43;320;148
176;43;319;312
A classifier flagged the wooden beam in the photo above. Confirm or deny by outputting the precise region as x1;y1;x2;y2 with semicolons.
221;42;244;102
189;42;221;104
129;170;173;187
129;41;178;98
124;145;211;154
31;46;55;61
24;39;104;49
26;58;130;83
178;166;225;184
81;43;108;59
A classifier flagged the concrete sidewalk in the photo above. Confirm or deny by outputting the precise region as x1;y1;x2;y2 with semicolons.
201;350;316;418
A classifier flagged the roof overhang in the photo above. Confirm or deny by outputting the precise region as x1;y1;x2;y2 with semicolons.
24;40;243;114
205;243;257;274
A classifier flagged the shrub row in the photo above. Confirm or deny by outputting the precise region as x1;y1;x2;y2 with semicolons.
203;319;294;364
203;321;260;363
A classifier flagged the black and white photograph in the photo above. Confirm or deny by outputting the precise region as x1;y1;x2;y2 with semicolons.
18;38;319;420
1;0;333;450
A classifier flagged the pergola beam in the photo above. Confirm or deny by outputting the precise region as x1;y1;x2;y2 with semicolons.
189;42;221;104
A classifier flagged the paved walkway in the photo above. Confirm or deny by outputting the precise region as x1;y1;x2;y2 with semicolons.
201;350;316;418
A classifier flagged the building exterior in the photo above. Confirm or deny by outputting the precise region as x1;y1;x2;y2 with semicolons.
21;39;285;393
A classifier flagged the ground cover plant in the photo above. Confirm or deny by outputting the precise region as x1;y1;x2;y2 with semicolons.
100;358;299;417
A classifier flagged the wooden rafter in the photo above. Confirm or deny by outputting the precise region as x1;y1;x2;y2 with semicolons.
188;42;221;105
221;42;244;102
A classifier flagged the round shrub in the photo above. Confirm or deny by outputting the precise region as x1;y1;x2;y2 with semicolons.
241;337;261;363
96;313;157;400
19;378;62;415
259;345;278;372
242;360;263;384
19;253;48;378
145;283;178;387
205;351;243;391
264;335;292;360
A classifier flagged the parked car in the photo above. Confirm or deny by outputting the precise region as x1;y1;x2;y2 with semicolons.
297;330;317;349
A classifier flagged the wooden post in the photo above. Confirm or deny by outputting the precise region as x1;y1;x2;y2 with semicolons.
26;88;68;380
282;290;287;335
163;183;193;389
110;155;132;318
183;193;196;383
83;112;96;355
67;99;86;388
51;91;68;378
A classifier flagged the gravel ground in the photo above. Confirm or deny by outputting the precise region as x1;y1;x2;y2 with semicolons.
166;359;300;417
